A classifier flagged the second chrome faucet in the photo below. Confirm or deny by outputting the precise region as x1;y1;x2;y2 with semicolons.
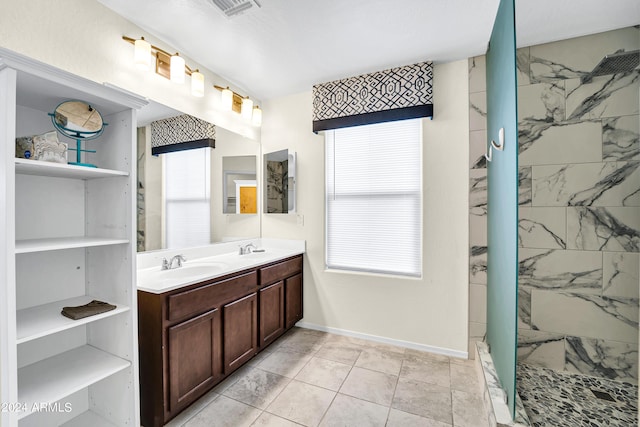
162;254;187;270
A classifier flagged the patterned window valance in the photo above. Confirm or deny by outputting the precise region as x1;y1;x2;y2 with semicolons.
150;114;216;154
312;61;433;132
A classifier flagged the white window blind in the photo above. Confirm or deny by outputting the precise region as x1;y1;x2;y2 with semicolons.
325;119;422;277
164;147;211;249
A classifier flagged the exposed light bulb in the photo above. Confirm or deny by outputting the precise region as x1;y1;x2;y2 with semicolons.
221;87;233;111
191;70;205;97
241;97;253;121
170;53;185;84
252;106;262;126
134;37;151;71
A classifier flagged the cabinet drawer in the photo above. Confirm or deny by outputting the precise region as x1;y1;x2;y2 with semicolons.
168;271;257;321
260;256;302;286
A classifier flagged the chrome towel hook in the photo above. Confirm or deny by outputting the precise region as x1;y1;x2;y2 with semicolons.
485;127;505;162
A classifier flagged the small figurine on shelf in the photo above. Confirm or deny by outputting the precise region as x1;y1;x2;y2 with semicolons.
48;100;107;168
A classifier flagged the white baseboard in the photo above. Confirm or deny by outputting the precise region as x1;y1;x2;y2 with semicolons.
296;321;468;360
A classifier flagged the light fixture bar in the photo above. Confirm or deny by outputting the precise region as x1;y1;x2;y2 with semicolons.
123;36;194;79
214;85;245;114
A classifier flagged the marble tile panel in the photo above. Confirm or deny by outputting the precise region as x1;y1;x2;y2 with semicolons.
603;251;640;298
354;348;404;376
529;26;640;83
319;393;388;427
315;341;364;365
469;169;487;216
469;55;486;94
469;213;487;247
251;412;299;427
518;81;565;122
257;349;313;378
519;166;532;206
518;120;603;166
518;286;531;329
516;47;531;86
469;284;487;324
518;207;566;249
517;329;565;371
469;129;487;169
339;367;397;406
266;380;336;426
566;207;640;252
184;395;261;427
532;161;640;207
469;91;487;131
295;356;352;391
565;336;638;384
451;389;488;427
469;245;487;285
530;290;639;343
518;248;602;293
603;115;640;161
566;72;639;120
386;408;451;427
400;355;450;388
223;368;290;409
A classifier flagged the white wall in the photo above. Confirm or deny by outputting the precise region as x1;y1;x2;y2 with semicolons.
261;60;470;354
0;0;259;140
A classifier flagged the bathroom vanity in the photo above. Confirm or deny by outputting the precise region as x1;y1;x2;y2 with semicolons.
136;242;304;427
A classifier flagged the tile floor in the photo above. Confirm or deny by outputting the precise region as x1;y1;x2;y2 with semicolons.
164;327;489;427
517;363;638;427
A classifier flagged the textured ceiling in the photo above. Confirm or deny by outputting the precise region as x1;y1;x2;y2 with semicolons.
98;0;640;101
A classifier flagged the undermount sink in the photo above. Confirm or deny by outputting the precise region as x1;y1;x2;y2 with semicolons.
140;262;229;282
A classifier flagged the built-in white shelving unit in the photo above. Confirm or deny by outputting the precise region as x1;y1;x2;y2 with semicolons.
0;48;147;427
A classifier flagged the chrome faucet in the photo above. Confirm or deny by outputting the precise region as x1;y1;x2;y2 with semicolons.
239;243;257;255
162;254;187;270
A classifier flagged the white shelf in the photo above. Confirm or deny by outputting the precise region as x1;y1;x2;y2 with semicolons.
15;237;130;254
60;410;117;427
17;345;130;420
17;296;129;344
15;158;128;179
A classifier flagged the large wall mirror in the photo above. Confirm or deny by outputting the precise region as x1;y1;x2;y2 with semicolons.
264;149;296;213
137;100;261;252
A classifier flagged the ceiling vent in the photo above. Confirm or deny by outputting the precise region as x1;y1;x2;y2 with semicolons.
209;0;261;17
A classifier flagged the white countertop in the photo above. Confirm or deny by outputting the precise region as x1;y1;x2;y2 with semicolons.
137;238;305;294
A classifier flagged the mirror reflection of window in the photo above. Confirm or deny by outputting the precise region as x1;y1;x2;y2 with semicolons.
164;148;211;248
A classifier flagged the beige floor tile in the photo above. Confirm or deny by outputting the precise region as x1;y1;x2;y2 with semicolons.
392;377;452;425
319;393;389;427
223;368;291;409
164;392;220;426
266;380;336;426
449;362;480;392
339;367;398;406
404;348;451;363
361;341;406;355
184;395;262;427
251;412;301;427
400;355;451;388
212;364;254;394
355;348;404;375
386;408;452;427
278;331;327;354
451;389;488;427
316;342;364;365
258;349;313;378
295;356;352;391
246;349;274;367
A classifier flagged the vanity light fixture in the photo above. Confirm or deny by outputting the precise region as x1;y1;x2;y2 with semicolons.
133;37;152;70
220;87;234;111
170;53;185;84
241;97;254;121
191;69;205;97
252;106;262;126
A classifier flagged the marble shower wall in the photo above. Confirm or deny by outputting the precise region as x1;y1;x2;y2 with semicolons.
468;26;640;383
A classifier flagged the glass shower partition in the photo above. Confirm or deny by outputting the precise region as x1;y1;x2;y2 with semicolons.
485;0;519;418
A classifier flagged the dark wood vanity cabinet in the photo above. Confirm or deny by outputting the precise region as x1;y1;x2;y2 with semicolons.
138;254;303;427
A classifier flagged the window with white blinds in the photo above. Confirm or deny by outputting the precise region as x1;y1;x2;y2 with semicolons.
164;147;211;249
325;119;422;277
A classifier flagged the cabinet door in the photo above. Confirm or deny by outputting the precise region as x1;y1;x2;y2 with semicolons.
223;292;258;374
259;281;285;347
285;273;303;329
168;308;222;414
